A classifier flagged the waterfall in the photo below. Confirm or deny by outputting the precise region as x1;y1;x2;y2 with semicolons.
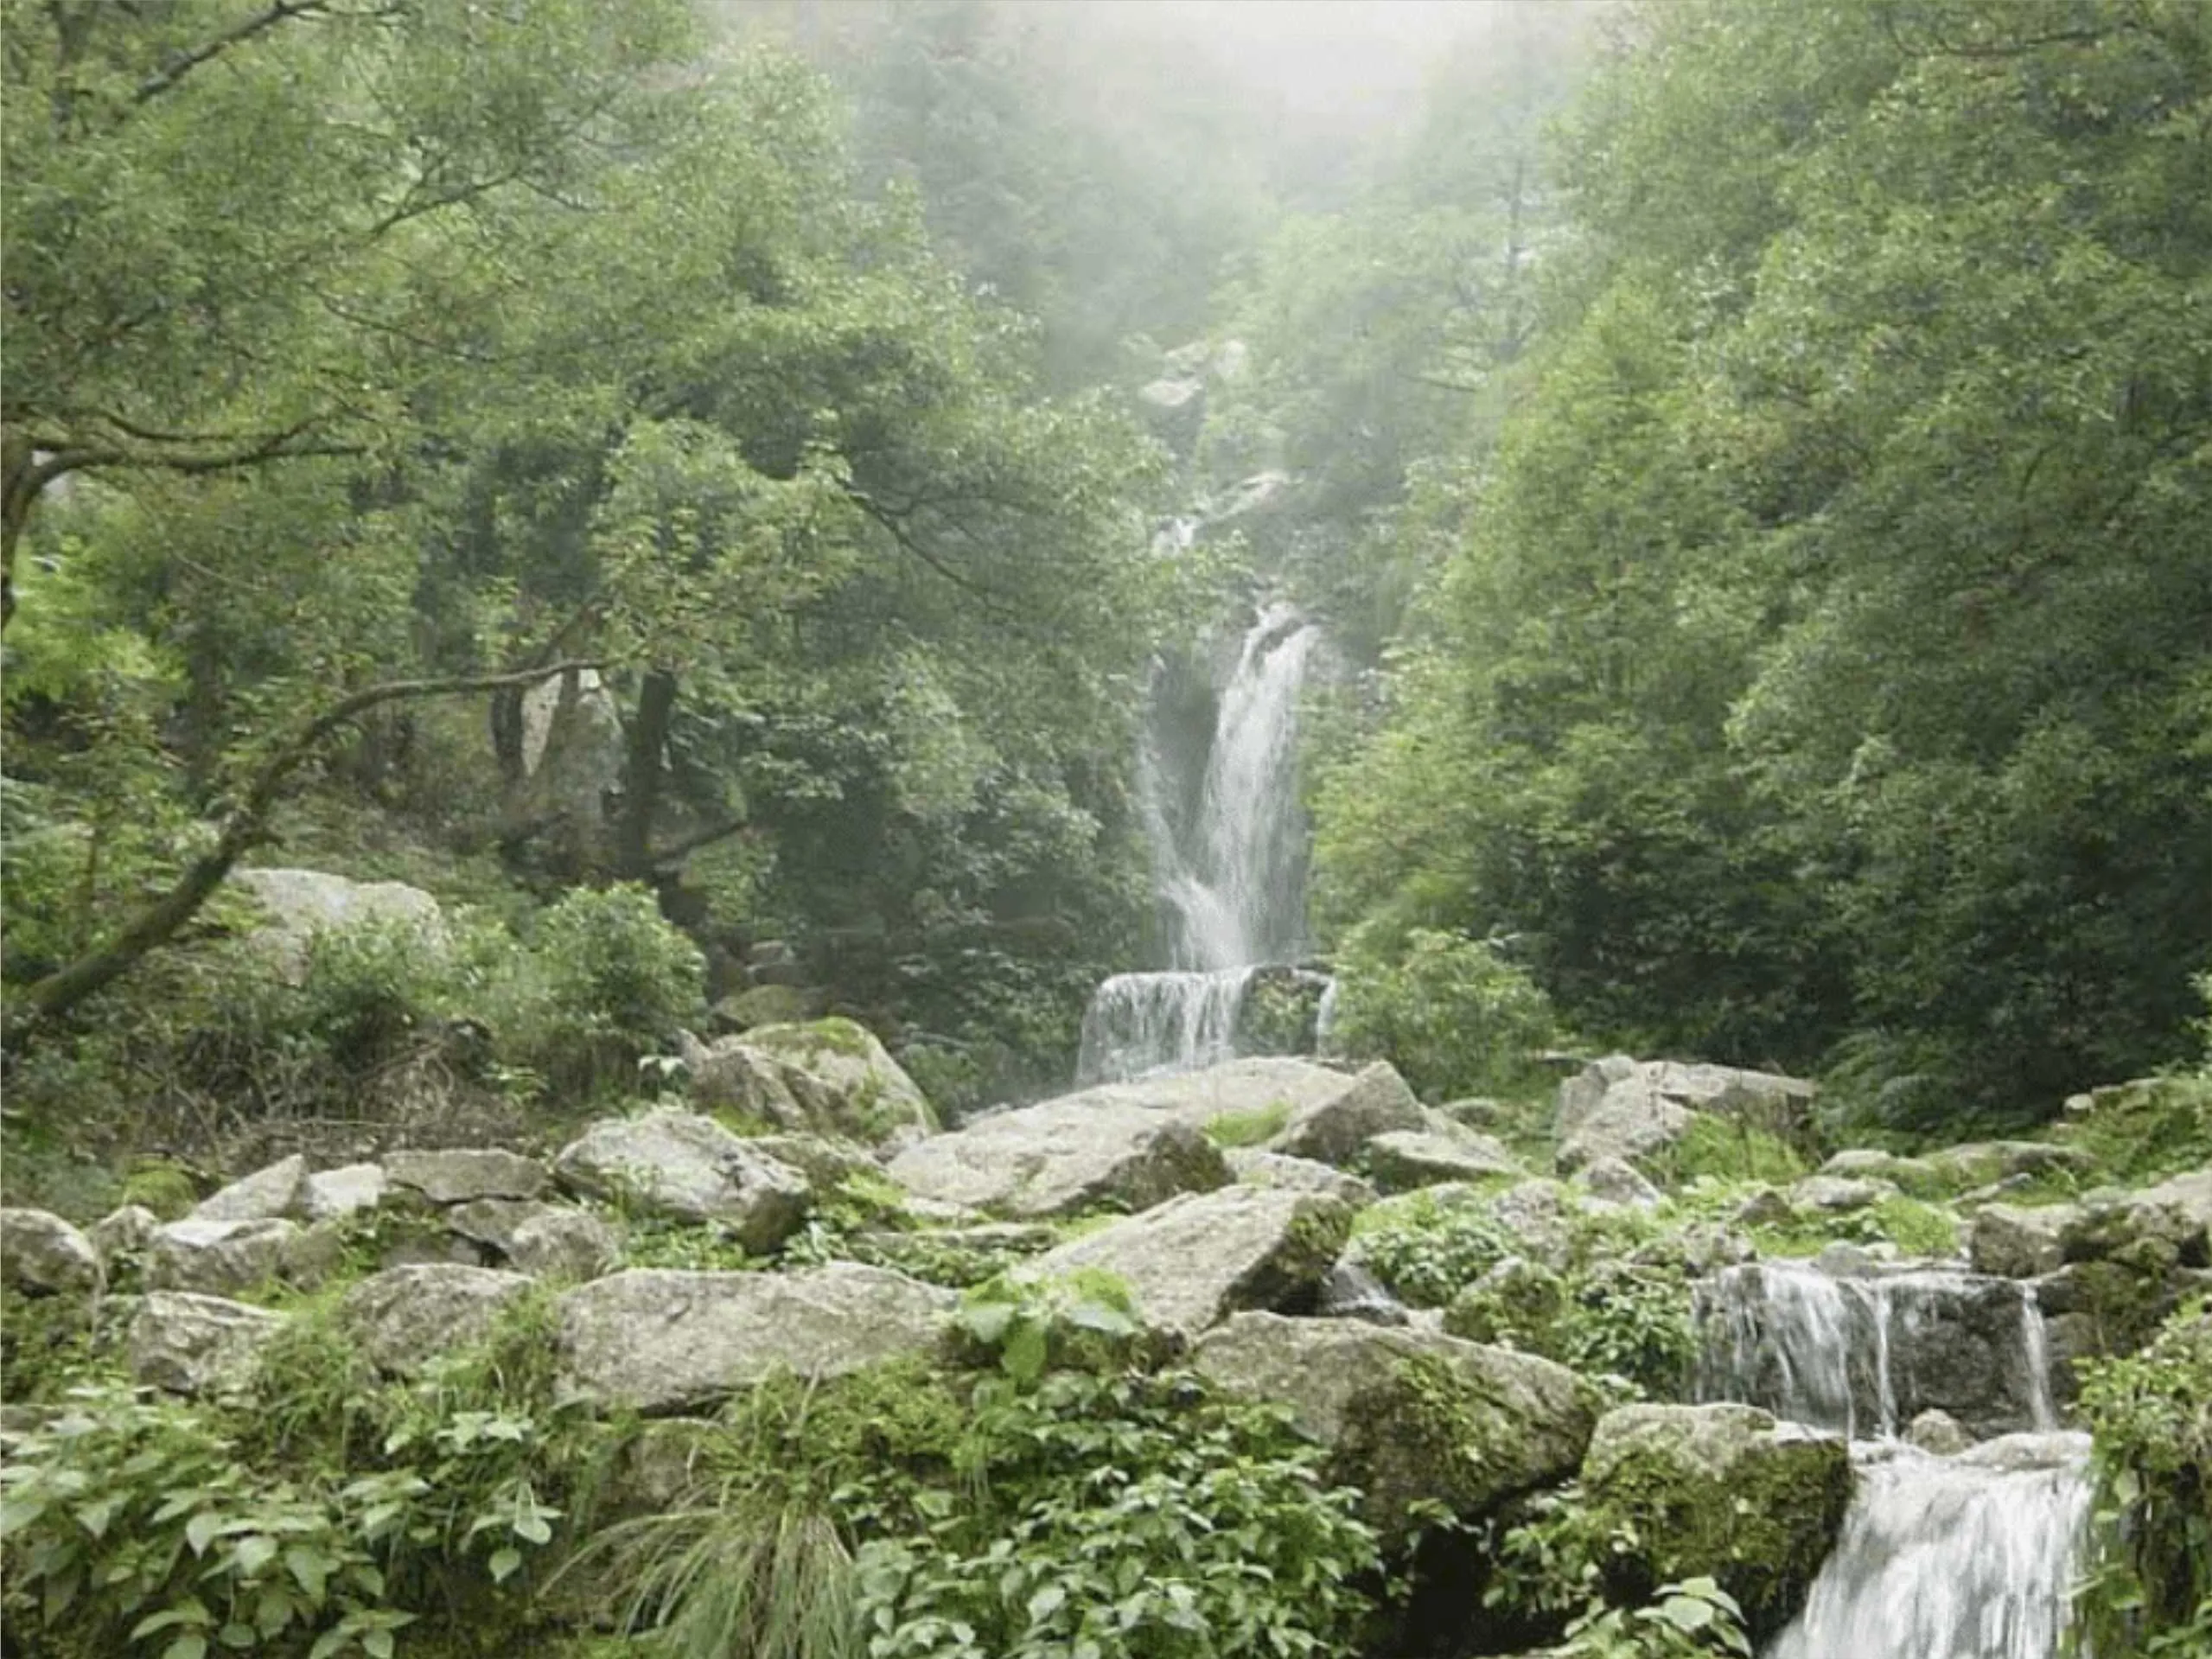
1077;603;1322;1084
1692;1258;2088;1657
1076;967;1255;1085
1766;1436;2093;1659
1694;1260;2060;1441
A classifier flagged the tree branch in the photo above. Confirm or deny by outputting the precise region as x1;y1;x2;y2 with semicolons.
134;1;328;105
3;660;600;1051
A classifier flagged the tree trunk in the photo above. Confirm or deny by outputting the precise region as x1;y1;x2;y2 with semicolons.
616;669;679;882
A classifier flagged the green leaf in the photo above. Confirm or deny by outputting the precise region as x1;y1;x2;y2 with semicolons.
1658;1594;1715;1632
1003;1320;1049;1383
162;1637;208;1659
185;1513;224;1557
488;1547;522;1584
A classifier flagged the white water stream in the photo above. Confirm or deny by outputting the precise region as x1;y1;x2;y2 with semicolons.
1694;1259;2090;1657
1078;603;1321;1083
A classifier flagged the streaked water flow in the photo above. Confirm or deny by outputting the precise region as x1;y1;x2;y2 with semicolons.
1077;603;1321;1083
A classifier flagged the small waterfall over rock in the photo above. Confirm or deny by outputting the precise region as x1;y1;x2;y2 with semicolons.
1766;1435;2093;1659
1078;602;1324;1084
1695;1260;2060;1441
1693;1258;2089;1656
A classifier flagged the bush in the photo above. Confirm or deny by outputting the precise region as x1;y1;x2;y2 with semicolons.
2075;1300;2212;1655
1329;924;1558;1101
495;884;704;1101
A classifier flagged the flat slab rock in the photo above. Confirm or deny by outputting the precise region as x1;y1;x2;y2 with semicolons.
1030;1185;1352;1340
128;1292;284;1394
341;1264;536;1373
555;1263;955;1413
1191;1310;1593;1539
190;1154;309;1222
553;1107;809;1251
145;1217;337;1297
386;1148;547;1205
887;1096;1229;1219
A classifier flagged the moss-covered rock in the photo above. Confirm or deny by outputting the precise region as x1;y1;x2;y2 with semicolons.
1190;1311;1595;1543
686;1018;937;1146
1580;1401;1851;1642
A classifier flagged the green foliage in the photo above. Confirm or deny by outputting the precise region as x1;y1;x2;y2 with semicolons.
849;1370;1381;1659
2075;1301;2212;1654
1559;1579;1754;1659
1352;1188;1520;1309
949;1270;1143;1384
1643;1118;1809;1191
2053;1075;2212;1191
497;885;704;1101
1203;1101;1292;1150
1328;925;1559;1102
1311;0;2212;1120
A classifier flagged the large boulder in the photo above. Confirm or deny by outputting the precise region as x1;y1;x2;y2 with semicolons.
888;1097;1228;1220
445;1200;620;1280
730;1019;937;1146
231;867;444;980
385;1148;547;1206
145;1218;335;1297
189;1154;309;1222
553;1107;810;1252
128;1292;284;1394
303;1164;388;1222
1365;1128;1521;1194
341;1264;536;1373
1191;1311;1594;1541
555;1264;954;1413
1270;1062;1425;1167
1970;1203;2077;1279
1029;1186;1351;1341
1557;1056;1815;1175
0;1209;103;1297
1581;1402;1852;1642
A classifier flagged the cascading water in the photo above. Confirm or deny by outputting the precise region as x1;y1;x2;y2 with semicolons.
1078;602;1322;1084
1766;1435;2094;1659
1693;1259;2091;1657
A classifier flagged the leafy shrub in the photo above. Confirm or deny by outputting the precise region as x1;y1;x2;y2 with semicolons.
2075;1300;2212;1655
851;1370;1381;1659
1329;924;1558;1101
495;884;704;1101
949;1269;1144;1381
1643;1116;1808;1189
1354;1188;1519;1308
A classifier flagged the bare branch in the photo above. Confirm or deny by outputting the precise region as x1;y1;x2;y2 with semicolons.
134;0;327;105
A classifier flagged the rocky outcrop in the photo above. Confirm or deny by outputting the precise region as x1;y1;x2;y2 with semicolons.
552;1107;809;1251
190;1154;309;1222
445;1200;619;1280
680;1018;934;1148
145;1218;337;1297
231;867;445;979
1365;1127;1521;1193
1970;1203;2075;1279
1581;1402;1852;1641
1191;1311;1594;1541
88;1205;160;1268
386;1148;547;1206
554;1264;953;1413
303;1163;388;1222
341;1264;536;1373
1271;1063;1425;1167
128;1292;284;1394
1557;1056;1815;1174
1029;1186;1351;1340
0;1209;103;1297
887;1094;1228;1219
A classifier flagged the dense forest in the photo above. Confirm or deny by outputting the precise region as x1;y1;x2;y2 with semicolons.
3;3;2209;1658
